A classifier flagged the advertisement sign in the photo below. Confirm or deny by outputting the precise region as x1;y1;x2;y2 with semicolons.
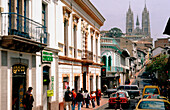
47;90;54;97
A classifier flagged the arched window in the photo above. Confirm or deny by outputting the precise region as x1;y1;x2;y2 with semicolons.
102;56;107;66
108;56;111;67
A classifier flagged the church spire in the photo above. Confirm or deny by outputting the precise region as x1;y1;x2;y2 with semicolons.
136;15;140;26
128;1;132;12
144;0;147;11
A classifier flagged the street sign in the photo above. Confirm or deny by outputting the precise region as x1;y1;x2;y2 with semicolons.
47;90;54;97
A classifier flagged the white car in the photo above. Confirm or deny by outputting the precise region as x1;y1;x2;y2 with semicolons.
116;90;130;101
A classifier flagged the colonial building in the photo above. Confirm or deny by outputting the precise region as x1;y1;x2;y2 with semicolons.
0;0;105;110
55;0;105;109
100;37;130;90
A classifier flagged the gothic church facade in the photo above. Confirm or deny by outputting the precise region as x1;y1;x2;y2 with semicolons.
126;4;151;38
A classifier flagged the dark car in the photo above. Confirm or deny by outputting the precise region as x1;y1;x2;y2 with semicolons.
140;72;151;79
117;85;140;99
105;88;117;97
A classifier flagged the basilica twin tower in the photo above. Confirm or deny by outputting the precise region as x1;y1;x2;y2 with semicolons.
126;4;151;38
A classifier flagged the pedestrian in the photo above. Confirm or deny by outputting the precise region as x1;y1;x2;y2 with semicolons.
81;88;85;107
161;85;167;97
84;90;90;108
76;90;84;110
96;89;101;106
90;91;96;108
22;87;34;110
64;87;72;110
71;89;77;110
115;93;122;110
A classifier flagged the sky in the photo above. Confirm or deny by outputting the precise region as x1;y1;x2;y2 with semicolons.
90;0;170;41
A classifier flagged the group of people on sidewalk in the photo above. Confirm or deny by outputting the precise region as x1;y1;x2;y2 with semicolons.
64;87;102;110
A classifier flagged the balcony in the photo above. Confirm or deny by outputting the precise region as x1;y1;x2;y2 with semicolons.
82;50;94;65
106;66;123;72
0;12;47;53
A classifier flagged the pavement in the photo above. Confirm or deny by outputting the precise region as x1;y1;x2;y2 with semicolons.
75;97;108;110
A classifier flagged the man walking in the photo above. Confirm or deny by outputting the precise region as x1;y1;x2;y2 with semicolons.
76;90;84;110
71;89;77;110
96;89;101;106
23;87;34;110
64;87;72;110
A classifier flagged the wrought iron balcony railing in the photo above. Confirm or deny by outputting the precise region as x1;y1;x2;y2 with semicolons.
106;66;123;72
1;12;47;44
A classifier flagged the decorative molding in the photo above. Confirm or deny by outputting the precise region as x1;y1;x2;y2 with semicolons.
63;6;72;23
59;62;82;66
72;14;80;29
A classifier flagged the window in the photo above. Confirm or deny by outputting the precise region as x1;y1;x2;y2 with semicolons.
42;3;46;32
117;86;124;90
64;20;68;56
74;25;77;58
131;86;138;90
1;51;7;66
96;38;98;62
125;86;130;90
91;36;93;53
63;77;69;89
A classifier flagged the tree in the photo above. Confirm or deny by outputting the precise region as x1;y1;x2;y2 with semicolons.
146;54;168;85
106;27;123;37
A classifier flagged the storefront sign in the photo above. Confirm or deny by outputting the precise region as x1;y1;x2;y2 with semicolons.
12;64;26;74
47;90;54;97
42;51;53;62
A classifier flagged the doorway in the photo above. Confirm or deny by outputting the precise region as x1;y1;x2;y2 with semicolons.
90;76;93;92
74;76;80;93
12;64;26;110
43;66;50;110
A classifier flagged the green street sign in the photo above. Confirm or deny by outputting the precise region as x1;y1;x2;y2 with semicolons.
42;51;53;62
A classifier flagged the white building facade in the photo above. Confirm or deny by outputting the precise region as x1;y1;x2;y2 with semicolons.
0;0;105;110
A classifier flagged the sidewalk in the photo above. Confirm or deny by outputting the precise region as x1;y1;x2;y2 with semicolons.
75;97;108;110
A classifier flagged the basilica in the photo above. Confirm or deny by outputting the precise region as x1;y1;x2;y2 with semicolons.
126;4;151;38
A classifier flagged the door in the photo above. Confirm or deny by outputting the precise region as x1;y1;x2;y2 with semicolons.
43;66;50;110
12;64;26;110
12;75;26;110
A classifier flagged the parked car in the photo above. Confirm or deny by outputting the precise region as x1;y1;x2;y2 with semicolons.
133;98;170;110
117;85;140;99
105;88;117;97
140;72;151;79
142;85;160;98
109;92;129;108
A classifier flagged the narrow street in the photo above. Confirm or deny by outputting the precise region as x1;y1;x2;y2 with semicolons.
95;68;152;110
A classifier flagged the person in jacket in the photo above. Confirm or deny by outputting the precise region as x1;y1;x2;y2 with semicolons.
96;89;101;106
76;90;84;110
71;89;77;110
64;87;72;110
90;91;96;108
115;93;122;110
22;87;34;110
84;90;90;108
